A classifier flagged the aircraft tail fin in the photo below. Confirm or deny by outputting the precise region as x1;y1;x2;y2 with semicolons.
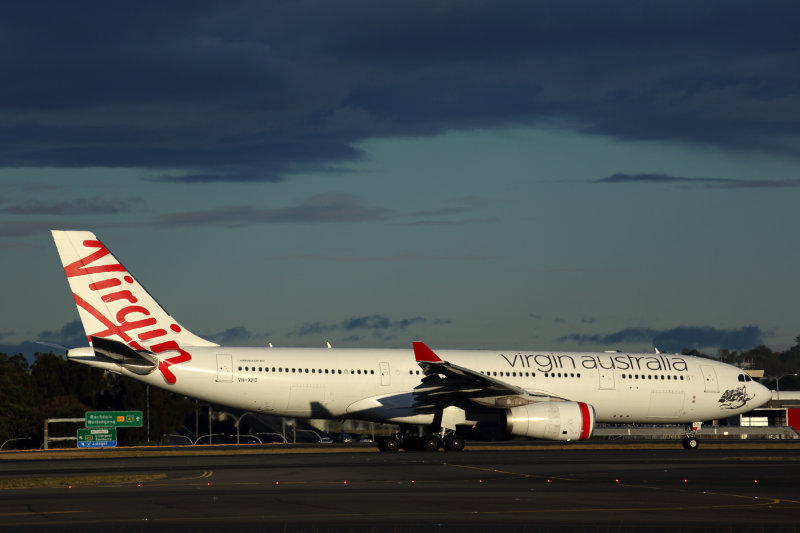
51;230;218;351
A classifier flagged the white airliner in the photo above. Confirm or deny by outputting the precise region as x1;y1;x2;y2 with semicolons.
51;230;770;451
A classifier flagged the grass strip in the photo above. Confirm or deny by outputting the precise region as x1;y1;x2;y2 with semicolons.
0;472;166;489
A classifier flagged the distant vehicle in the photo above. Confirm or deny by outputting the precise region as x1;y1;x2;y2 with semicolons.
359;436;373;443
340;434;352;443
319;437;333;444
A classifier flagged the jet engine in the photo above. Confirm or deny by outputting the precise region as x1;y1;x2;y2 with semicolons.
505;401;595;441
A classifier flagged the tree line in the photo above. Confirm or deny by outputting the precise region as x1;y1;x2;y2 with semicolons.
1;337;799;449
0;352;193;449
684;336;800;390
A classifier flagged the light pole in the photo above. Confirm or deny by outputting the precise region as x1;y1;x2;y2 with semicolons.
1;437;31;450
146;385;150;443
215;411;255;444
194;433;223;445
766;373;798;402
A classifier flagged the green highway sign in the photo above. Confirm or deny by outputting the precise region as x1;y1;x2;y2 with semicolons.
86;410;143;428
77;428;117;448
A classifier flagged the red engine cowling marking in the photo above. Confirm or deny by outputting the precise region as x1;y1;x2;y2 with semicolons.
505;401;595;441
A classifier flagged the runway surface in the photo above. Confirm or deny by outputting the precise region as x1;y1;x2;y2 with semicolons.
2;442;799;532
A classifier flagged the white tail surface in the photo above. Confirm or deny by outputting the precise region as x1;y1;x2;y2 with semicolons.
51;230;218;353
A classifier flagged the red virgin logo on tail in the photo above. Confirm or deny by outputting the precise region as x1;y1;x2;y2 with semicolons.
65;239;191;385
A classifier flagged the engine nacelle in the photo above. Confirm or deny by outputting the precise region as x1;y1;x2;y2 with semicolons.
505;401;595;441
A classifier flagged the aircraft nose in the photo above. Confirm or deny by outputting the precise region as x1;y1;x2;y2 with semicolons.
753;381;772;407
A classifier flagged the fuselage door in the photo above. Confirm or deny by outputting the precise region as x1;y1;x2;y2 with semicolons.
216;353;233;382
700;365;719;393
598;366;615;390
379;362;390;386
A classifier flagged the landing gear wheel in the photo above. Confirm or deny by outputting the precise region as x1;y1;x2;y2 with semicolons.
444;434;465;451
421;434;441;452
682;436;699;450
402;435;420;451
379;435;400;452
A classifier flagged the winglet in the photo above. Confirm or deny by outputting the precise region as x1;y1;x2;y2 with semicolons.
413;341;442;362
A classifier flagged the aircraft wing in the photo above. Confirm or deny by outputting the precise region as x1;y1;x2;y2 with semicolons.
412;342;550;412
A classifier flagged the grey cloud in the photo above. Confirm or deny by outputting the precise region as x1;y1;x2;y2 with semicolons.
341;315;425;331
559;325;763;352
37;320;87;346
0;320;87;359
0;220;63;237
290;314;450;339
206;326;255;345
393;197;499;226
596;173;800;189
394;217;499;227
0;2;797;183
262;254;495;262
1;197;144;216
153;193;389;226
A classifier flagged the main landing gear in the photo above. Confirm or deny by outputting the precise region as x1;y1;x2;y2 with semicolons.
681;421;702;450
682;436;699;450
377;430;465;452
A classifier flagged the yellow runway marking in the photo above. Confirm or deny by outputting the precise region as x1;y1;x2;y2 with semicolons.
444;462;531;477
445;462;579;481
181;471;214;480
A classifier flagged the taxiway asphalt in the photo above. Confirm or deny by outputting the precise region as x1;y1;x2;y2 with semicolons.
1;442;799;532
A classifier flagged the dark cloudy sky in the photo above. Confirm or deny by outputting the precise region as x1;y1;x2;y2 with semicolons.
1;1;798;356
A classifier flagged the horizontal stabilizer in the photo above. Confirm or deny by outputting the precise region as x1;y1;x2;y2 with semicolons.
91;336;158;375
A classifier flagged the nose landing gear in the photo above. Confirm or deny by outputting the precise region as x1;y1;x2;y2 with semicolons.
681;421;702;450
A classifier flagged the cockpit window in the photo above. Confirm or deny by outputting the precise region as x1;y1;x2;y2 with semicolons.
738;374;752;382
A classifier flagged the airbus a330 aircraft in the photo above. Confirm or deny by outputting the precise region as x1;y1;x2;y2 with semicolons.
51;230;770;451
